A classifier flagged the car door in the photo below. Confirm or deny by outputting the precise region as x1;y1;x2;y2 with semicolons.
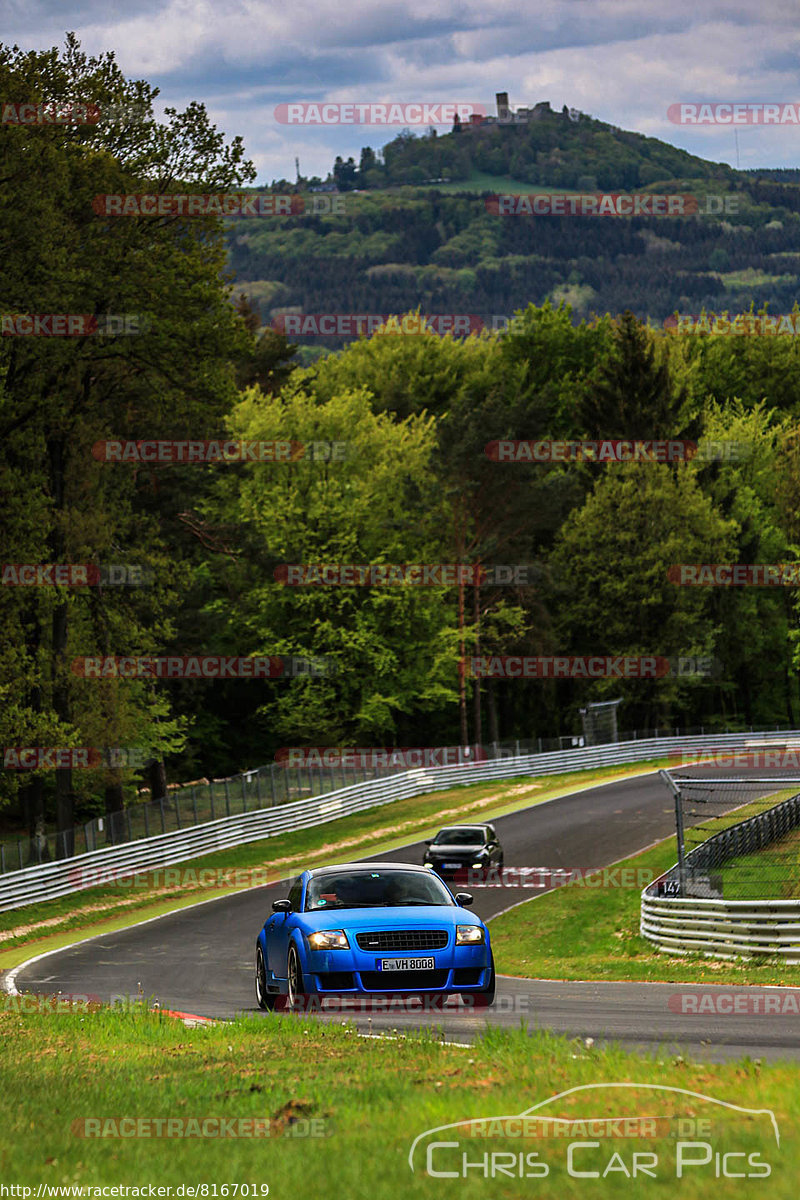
265;877;303;982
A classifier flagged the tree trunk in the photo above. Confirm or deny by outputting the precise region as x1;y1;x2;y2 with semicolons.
457;575;468;745
148;759;168;803
48;435;74;856
472;580;482;746
487;678;500;746
23;778;48;864
21;600;48;863
104;775;126;845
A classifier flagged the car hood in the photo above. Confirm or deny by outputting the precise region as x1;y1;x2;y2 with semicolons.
427;843;485;853
295;905;479;931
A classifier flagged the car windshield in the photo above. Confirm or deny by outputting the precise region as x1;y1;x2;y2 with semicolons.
432;827;486;845
304;870;454;910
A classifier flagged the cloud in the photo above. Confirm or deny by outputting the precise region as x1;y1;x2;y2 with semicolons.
4;0;800;178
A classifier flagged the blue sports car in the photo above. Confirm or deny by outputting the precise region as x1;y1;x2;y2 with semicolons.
255;862;495;1009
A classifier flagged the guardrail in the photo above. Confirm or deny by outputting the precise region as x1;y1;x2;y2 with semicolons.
3;727;799;914
9;722;795;871
641;775;800;960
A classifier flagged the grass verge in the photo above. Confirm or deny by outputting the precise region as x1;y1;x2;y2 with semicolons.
0;760;667;969
490;836;800;986
0;1007;794;1196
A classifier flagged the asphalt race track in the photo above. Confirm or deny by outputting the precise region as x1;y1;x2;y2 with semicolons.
12;765;800;1062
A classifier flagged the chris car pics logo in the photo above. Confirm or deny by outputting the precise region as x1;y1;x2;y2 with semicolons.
409;1084;778;1181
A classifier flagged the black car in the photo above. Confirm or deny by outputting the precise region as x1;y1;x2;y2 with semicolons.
423;824;504;881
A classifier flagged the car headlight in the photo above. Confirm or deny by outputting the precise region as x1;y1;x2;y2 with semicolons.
307;929;350;950
472;861;485;869
456;924;485;945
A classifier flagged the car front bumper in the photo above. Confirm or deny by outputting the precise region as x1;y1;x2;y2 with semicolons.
304;942;491;994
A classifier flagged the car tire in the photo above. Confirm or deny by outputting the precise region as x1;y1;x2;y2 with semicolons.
287;943;306;1007
255;945;276;1011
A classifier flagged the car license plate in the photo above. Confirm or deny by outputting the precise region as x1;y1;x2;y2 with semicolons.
442;862;461;869
379;957;435;972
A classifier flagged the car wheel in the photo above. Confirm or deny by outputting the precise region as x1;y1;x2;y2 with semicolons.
287;943;306;1007
255;945;276;1011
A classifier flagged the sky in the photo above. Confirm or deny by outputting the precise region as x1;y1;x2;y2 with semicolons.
5;0;800;183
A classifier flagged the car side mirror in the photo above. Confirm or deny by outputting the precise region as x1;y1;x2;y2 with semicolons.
272;899;292;912
424;839;433;845
455;892;473;907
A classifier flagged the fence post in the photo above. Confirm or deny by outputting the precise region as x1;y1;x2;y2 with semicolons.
175;794;181;830
143;804;150;838
660;769;686;895
0;843;5;874
18;840;23;869
242;775;248;814
256;771;262;808
225;780;231;817
270;768;278;807
160;797;166;834
192;787;198;823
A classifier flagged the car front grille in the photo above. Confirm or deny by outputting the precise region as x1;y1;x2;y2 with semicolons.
359;970;450;990
356;929;448;952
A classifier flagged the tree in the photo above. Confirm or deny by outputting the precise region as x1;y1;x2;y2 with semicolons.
196;381;463;747
579;310;691;440
548;464;736;731
0;34;254;844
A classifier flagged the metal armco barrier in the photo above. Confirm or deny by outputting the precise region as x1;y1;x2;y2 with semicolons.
2;728;798;913
641;774;800;960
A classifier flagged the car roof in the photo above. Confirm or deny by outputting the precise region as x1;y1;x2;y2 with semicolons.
306;861;432;878
436;824;489;832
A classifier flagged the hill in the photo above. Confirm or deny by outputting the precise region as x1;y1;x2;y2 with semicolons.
226;105;800;349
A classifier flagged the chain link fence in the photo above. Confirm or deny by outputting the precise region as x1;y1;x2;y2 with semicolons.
658;770;800;899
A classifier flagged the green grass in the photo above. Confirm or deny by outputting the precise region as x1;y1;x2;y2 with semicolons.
0;1007;795;1196
490;835;800;986
718;826;800;900
0;761;668;967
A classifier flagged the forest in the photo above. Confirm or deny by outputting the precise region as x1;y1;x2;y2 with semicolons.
2;38;800;847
